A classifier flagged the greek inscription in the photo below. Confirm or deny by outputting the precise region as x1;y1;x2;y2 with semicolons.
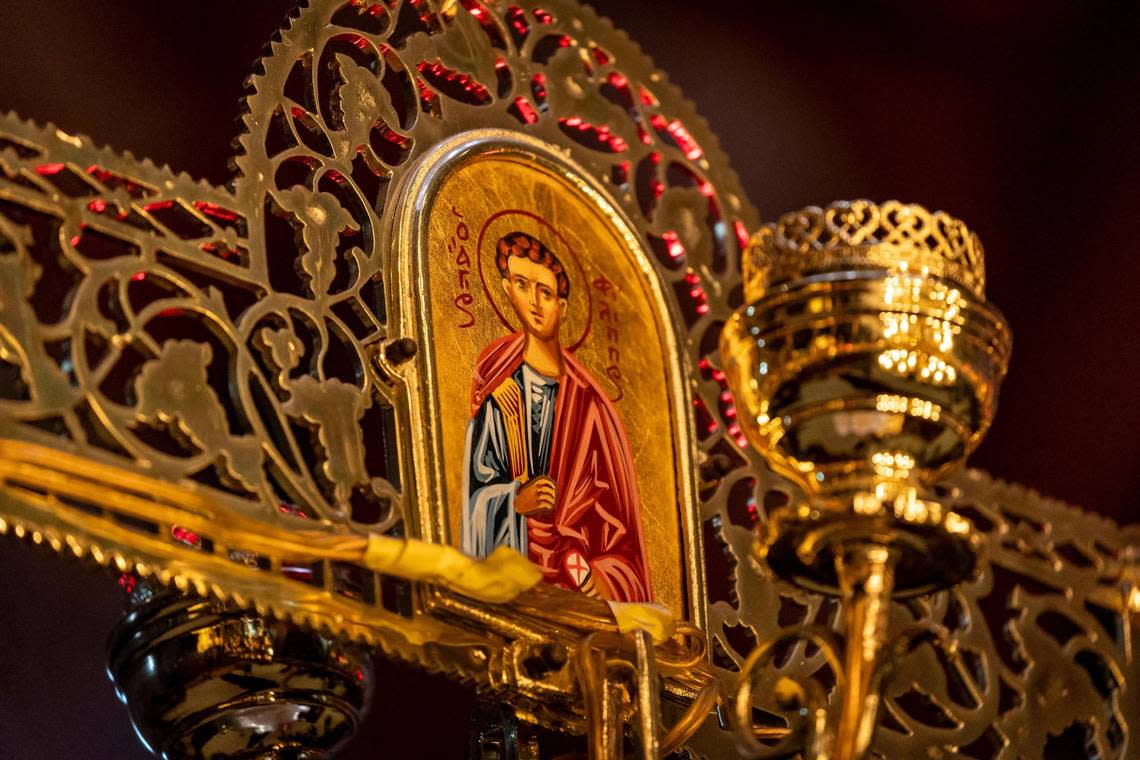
593;275;624;402
449;205;475;328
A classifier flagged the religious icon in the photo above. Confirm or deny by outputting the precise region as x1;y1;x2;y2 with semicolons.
407;140;700;619
461;230;652;602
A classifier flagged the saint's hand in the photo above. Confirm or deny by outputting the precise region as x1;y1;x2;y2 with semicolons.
515;476;556;517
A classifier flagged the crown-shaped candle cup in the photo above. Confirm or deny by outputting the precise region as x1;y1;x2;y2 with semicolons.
721;200;1011;597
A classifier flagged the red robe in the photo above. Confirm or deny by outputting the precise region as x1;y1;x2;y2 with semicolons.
469;333;653;602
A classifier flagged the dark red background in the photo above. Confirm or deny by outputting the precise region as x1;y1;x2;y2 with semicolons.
1;1;1137;757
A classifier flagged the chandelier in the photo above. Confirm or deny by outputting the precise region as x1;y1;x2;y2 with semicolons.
0;2;1136;758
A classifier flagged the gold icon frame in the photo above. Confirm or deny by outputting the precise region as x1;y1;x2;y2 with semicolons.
388;130;707;626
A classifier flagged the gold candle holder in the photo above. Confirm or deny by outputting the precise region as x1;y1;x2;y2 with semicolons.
720;200;1011;759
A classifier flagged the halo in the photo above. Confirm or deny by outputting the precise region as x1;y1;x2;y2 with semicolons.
477;209;593;352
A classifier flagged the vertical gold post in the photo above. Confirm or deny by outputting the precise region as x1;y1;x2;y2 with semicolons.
832;544;895;760
633;629;663;759
577;636;625;760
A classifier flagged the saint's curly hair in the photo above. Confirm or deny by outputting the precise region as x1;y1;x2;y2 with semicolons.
495;231;570;299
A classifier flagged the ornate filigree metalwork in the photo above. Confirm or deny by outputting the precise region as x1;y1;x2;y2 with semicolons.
0;0;749;745
0;2;1136;759
688;468;1139;759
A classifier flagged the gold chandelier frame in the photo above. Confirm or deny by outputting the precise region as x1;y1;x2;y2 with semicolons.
0;2;1135;758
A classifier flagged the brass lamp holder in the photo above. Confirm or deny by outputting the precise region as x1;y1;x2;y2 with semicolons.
720;200;1012;759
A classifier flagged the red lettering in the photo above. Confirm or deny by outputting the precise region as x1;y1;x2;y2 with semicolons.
454;292;475;328
594;276;623;401
449;207;475;328
605;366;624;402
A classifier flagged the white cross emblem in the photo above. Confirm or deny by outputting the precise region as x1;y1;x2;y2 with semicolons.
565;551;590;587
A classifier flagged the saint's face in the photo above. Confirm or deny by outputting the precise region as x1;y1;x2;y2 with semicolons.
501;255;566;342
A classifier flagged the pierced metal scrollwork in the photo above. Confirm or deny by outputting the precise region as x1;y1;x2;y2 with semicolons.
0;2;1136;758
0;0;752;609
692;469;1139;759
0;0;751;742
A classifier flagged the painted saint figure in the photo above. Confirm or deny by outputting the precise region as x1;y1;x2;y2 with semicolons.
461;231;652;602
